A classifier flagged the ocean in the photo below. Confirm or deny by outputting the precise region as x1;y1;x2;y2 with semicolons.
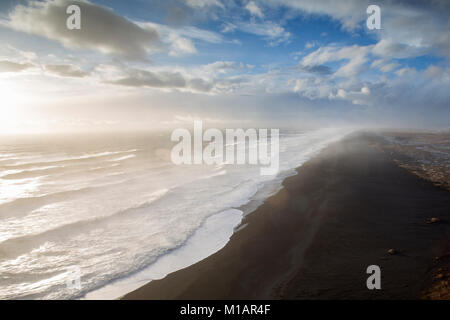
0;128;351;299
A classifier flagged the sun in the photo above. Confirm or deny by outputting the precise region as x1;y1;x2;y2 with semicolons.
0;80;25;134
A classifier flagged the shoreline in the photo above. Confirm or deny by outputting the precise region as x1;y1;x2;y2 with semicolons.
83;131;349;299
83;209;244;300
123;132;450;299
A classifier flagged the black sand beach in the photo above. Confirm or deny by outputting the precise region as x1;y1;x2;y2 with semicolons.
123;132;450;300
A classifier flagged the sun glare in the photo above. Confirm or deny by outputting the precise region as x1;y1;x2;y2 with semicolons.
0;80;26;135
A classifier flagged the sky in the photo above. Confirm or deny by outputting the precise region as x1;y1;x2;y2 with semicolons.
0;0;449;134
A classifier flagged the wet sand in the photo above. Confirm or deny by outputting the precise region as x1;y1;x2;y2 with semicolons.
123;132;450;300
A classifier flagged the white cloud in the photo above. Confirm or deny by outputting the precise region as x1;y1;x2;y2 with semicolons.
168;34;197;56
8;0;161;61
372;39;426;59
137;21;229;57
1;45;38;62
103;61;250;94
305;41;318;49
302;44;372;78
0;60;33;72
395;67;417;77
185;0;224;9
245;1;264;18
140;22;225;44
424;65;450;80
227;21;291;46
328;86;373;105
337;88;347;99
221;22;237;33
290;77;334;99
201;61;242;74
44;64;89;77
361;86;370;95
379;62;400;73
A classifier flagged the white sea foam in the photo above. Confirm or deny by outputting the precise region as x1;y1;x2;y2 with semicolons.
0;128;351;299
108;154;136;162
2;149;139;167
84;209;243;300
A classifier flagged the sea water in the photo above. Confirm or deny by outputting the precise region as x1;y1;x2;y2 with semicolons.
0;128;351;299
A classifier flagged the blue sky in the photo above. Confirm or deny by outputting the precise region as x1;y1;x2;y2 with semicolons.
0;0;449;133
